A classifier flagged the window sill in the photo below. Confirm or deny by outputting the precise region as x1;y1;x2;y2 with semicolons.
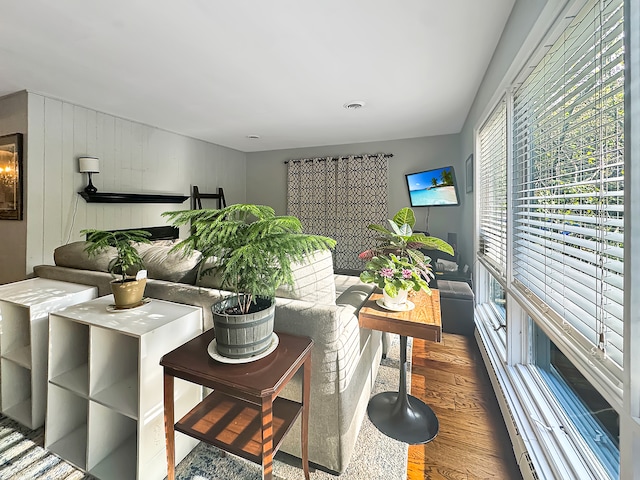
476;318;613;480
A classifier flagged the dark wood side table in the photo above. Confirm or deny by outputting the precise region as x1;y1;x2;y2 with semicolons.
161;329;313;480
359;289;442;445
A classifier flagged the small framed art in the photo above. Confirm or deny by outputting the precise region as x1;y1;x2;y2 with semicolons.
0;133;24;220
465;154;473;194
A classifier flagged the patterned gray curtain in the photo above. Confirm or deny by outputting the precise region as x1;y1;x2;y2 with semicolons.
287;154;389;271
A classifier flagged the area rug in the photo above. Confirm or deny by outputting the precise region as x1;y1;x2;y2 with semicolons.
0;416;90;480
173;336;411;480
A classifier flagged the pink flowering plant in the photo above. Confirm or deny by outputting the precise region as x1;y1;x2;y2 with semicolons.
359;207;454;297
359;253;430;297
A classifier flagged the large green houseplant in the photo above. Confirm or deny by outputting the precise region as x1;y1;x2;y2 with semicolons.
81;229;152;307
359;207;454;308
163;204;336;359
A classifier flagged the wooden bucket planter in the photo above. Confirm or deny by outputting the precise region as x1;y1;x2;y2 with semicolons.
212;295;275;359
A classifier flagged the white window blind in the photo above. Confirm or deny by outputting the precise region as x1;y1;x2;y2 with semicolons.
478;99;508;278
512;0;624;368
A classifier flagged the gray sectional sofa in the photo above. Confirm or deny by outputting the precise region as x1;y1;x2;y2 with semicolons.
34;241;389;474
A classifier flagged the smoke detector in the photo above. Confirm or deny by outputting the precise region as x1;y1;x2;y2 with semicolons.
343;101;366;110
246;135;261;139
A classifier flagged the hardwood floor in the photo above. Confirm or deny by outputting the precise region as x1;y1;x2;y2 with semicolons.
407;333;522;480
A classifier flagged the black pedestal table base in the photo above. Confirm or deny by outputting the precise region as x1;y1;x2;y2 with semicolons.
367;335;439;444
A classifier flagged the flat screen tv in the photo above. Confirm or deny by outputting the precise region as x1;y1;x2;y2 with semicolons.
405;166;461;207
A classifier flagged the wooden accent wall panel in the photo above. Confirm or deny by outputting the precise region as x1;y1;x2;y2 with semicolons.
24;92;247;272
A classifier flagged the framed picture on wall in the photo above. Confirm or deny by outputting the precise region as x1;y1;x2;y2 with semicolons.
465;154;473;194
0;133;24;220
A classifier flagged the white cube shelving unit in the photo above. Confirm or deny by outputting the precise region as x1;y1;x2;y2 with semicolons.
46;295;203;480
0;277;98;429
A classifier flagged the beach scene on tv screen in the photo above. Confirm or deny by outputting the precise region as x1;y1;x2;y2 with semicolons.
407;167;458;205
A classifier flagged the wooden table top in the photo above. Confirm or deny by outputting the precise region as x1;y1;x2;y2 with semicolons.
358;289;442;343
160;329;313;398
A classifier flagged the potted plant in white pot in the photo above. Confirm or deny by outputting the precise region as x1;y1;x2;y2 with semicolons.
81;229;152;308
359;207;454;308
163;204;336;360
360;253;430;309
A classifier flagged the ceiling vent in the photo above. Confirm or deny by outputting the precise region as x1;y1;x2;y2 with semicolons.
343;101;365;110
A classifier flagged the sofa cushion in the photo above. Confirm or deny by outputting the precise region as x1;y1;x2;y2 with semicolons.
196;258;224;289
54;241;115;272
136;244;202;284
276;249;336;305
54;241;202;284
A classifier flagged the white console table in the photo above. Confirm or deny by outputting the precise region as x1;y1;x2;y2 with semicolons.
0;277;98;429
45;295;203;480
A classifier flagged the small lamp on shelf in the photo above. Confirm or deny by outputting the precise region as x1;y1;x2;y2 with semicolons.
78;156;99;194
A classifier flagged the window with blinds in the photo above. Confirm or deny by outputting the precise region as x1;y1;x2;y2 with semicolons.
512;0;624;368
478;99;508;278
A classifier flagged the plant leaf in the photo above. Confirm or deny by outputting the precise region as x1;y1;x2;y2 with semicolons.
397;223;412;237
393;207;415;229
387;219;402;235
367;224;392;235
81;228;151;282
414;235;454;255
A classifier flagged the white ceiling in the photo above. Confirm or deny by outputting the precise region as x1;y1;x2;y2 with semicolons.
0;0;515;153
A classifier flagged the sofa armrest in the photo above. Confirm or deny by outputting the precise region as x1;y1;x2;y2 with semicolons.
273;283;374;390
273;298;342;347
274;283;374;344
336;283;375;312
34;265;115;296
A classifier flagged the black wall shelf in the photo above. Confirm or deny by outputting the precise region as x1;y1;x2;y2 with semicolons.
79;192;189;204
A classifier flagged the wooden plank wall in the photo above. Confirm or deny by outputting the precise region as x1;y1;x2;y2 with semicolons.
25;92;247;273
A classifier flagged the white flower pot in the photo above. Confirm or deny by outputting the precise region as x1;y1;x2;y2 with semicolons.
382;288;409;308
